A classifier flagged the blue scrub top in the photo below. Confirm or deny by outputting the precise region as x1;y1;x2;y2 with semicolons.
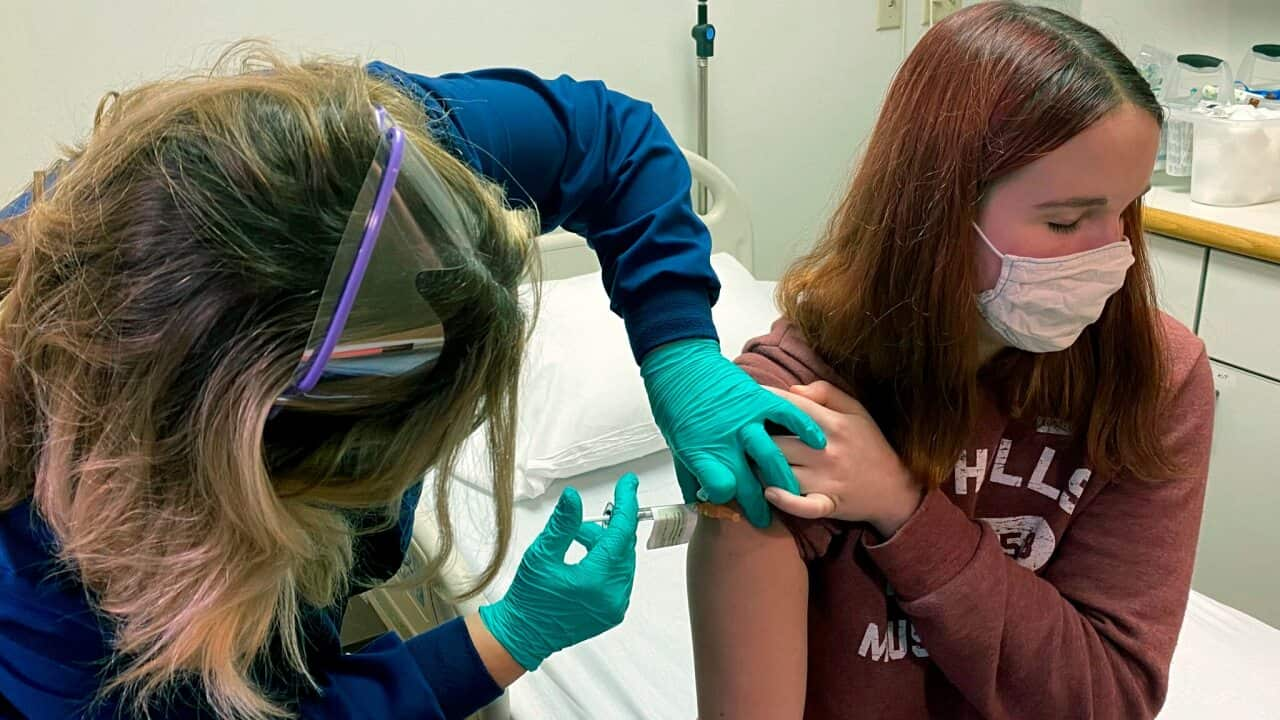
0;63;718;719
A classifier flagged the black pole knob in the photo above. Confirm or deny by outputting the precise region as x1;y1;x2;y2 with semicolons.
692;24;715;58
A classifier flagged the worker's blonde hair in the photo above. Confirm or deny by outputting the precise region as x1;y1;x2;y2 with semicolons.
0;43;536;718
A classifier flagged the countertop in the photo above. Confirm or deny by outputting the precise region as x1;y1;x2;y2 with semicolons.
1145;173;1280;264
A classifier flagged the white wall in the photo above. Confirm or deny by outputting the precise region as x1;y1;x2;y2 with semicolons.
710;1;903;277
1081;0;1235;63
899;1;1280;87
1;2;700;203
5;3;1279;279
1;0;911;280
1081;0;1280;75
1228;0;1280;80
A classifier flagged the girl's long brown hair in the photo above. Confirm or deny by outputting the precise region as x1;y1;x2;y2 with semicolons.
780;2;1171;488
0;45;536;718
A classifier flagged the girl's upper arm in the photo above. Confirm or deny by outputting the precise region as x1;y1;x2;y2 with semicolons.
687;516;810;720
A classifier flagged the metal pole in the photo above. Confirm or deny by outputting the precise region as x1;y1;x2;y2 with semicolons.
692;0;715;214
697;57;709;213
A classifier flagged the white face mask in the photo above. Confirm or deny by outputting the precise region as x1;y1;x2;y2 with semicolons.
973;222;1134;353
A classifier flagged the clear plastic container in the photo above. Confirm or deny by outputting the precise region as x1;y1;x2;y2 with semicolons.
1169;106;1280;207
1138;45;1176;171
1164;54;1235;177
1239;44;1280;99
1164;110;1196;177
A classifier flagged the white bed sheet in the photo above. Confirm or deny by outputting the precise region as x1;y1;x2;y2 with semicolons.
433;451;1280;720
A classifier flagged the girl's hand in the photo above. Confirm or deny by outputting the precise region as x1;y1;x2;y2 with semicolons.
763;383;924;537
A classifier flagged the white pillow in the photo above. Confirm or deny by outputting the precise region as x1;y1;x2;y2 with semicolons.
452;253;781;500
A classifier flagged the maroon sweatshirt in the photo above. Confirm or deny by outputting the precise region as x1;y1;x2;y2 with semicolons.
734;313;1214;720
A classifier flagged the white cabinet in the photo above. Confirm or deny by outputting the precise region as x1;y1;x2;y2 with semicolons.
1143;242;1280;625
1145;233;1206;332
1194;363;1280;628
1199;250;1280;381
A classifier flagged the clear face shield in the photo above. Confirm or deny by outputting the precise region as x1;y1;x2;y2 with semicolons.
274;106;477;411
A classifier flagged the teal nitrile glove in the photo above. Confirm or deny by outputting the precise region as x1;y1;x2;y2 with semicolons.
478;474;639;671
641;338;826;528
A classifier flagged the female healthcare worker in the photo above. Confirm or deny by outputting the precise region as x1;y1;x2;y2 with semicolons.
0;48;822;719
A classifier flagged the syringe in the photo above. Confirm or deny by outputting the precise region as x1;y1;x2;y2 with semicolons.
583;502;695;526
583;501;742;526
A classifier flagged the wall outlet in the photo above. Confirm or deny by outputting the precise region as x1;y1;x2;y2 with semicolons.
923;0;961;25
877;0;902;30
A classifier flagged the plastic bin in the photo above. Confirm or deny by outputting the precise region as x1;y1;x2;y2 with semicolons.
1170;106;1280;207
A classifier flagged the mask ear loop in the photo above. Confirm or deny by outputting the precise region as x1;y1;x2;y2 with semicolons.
972;221;1015;305
971;222;1005;259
